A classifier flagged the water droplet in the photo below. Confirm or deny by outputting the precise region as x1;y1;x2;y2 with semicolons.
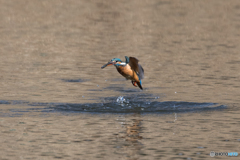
82;96;84;98
175;92;177;93
97;85;99;87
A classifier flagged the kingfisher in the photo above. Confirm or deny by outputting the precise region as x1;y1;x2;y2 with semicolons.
101;56;144;90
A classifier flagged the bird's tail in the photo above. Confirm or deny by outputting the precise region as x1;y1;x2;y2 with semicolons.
137;80;143;90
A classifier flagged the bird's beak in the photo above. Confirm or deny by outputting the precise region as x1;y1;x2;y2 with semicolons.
101;61;114;69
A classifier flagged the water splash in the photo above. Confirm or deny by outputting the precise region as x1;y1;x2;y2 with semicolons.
116;96;126;104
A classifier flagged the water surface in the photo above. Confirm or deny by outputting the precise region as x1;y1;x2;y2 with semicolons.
0;0;240;159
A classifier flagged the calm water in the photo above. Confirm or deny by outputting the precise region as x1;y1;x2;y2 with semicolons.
0;0;240;159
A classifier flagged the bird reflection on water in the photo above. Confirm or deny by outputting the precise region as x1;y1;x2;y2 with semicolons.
115;114;143;160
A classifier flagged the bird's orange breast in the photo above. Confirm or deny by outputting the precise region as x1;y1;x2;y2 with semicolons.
117;65;140;82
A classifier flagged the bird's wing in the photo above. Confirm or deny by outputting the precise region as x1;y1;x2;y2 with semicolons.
128;57;139;72
138;63;144;79
129;57;144;79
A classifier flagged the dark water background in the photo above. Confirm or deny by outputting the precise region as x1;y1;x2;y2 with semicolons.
0;0;240;159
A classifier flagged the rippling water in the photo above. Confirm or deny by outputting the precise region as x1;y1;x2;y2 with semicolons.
0;0;240;159
0;97;226;114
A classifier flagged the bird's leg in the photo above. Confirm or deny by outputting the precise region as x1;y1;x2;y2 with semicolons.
131;81;138;87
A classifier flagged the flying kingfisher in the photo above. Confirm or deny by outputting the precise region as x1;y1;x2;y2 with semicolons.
101;56;144;90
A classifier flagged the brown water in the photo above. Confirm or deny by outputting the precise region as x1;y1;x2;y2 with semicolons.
0;0;240;159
